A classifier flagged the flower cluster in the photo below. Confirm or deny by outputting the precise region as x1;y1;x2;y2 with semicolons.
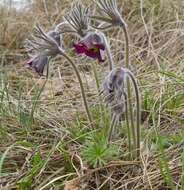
24;0;141;159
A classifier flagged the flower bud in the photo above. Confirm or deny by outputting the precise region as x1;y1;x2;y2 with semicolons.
102;67;127;115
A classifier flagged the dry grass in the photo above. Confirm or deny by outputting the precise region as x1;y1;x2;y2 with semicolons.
0;0;184;189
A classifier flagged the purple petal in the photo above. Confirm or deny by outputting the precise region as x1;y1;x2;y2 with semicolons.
73;43;87;54
97;50;105;62
26;55;48;76
85;49;98;59
73;32;106;62
81;47;105;62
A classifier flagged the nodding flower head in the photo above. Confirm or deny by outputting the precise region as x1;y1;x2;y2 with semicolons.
25;25;63;75
64;2;90;37
92;0;126;27
101;67;127;115
74;32;105;62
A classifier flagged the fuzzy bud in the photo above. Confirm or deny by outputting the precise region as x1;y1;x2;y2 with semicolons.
101;67;127;115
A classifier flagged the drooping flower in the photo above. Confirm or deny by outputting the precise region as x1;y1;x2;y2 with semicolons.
25;25;63;75
73;32;105;62
101;67;127;115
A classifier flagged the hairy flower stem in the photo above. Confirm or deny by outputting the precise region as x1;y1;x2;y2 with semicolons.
46;58;51;79
59;49;94;129
121;25;136;152
126;70;141;159
101;33;115;129
91;63;100;90
124;93;132;159
108;114;117;143
91;63;106;124
122;26;129;69
101;33;114;71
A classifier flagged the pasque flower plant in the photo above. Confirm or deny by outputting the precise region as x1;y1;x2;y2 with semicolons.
25;0;141;161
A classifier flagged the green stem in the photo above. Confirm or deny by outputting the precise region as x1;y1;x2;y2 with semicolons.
126;70;141;159
121;25;136;151
60;50;93;129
